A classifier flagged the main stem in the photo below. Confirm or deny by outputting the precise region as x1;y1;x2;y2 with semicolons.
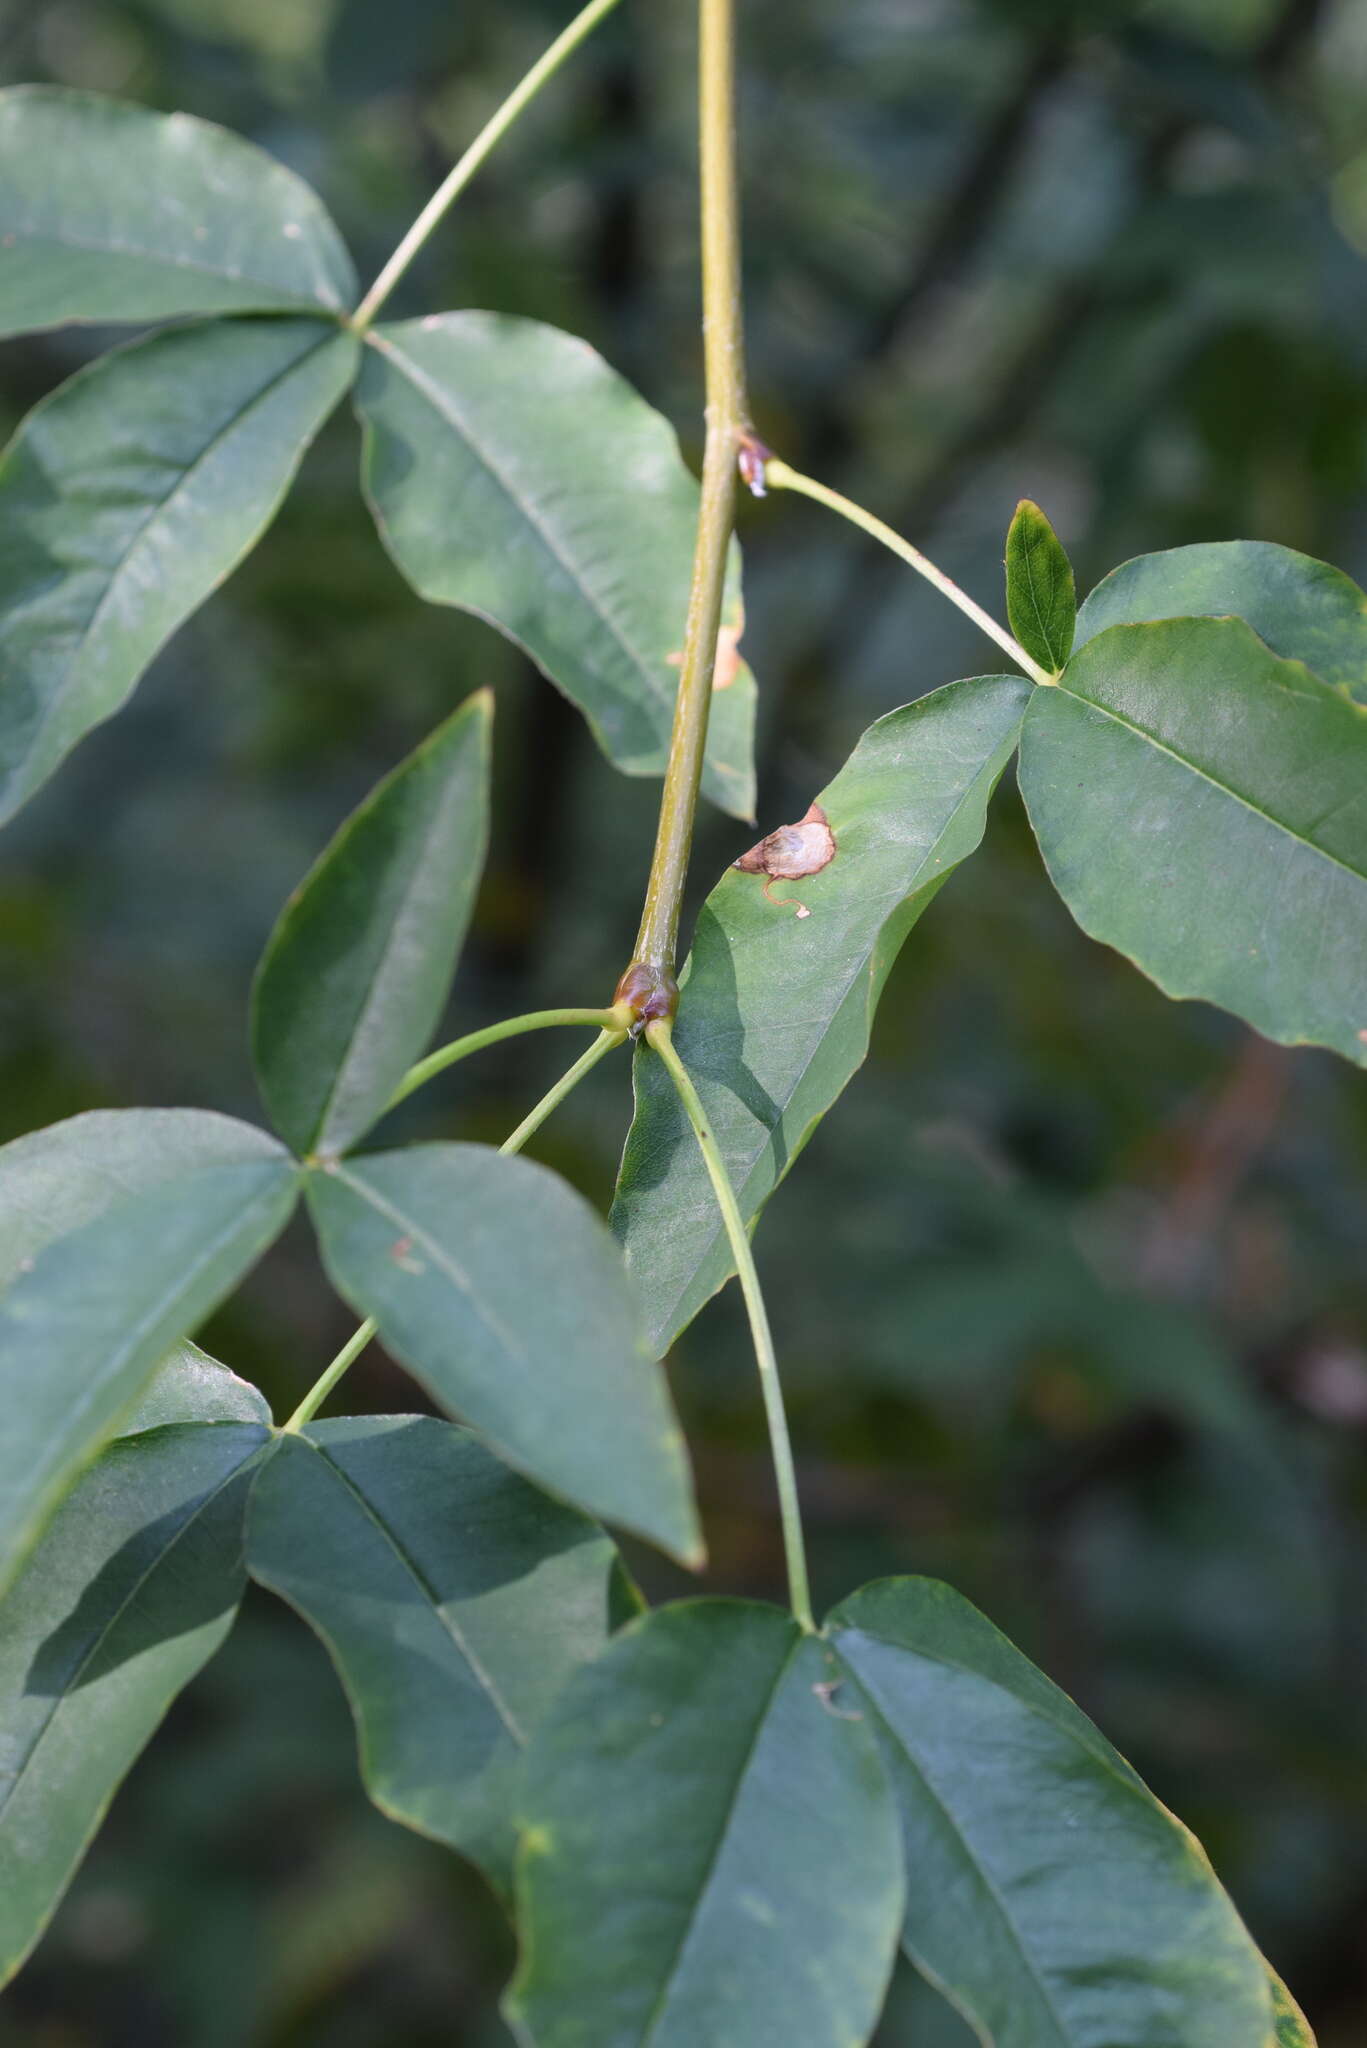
624;0;747;996
353;0;626;331
648;1020;813;1630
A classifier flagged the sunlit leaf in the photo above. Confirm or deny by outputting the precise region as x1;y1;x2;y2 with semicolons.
252;691;491;1156
248;1415;637;1891
0;317;358;825
0;1110;298;1591
355;313;757;819
828;1578;1275;2048
1074;539;1367;703
307;1144;701;1563
0;86;355;334
507;1599;904;2048
1021;614;1367;1065
612;674;1030;1356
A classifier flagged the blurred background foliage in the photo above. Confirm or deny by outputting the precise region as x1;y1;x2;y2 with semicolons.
2;0;1367;2040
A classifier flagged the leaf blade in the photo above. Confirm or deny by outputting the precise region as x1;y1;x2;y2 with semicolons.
355;314;757;819
0;317;359;825
247;1414;633;1890
0;1110;298;1589
306;1144;700;1563
252;691;492;1155
611;674;1030;1356
0;86;355;332
1005;500;1076;674
828;1577;1274;2048
507;1599;904;2048
1020;615;1367;1065
0;1411;268;1984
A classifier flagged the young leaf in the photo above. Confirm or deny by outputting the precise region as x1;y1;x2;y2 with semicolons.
0;1110;298;1591
0;1407;269;1985
611;674;1030;1357
355;314;757;820
0;86;356;334
827;1578;1275;2048
0;317;359;826
252;692;492;1157
506;1600;904;2048
1074;539;1367;703
1020;615;1367;1066
1005;499;1076;674
247;1415;637;1892
306;1144;701;1564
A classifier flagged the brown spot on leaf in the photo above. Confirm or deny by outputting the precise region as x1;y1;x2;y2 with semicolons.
734;803;835;918
665;606;746;691
390;1235;426;1275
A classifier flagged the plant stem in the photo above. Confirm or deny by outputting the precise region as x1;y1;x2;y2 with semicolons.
765;457;1055;688
282;1318;377;1434
389;1006;627;1109
284;1029;627;1430
499;1026;626;1156
647;1018;814;1632
627;0;748;984
352;0;625;331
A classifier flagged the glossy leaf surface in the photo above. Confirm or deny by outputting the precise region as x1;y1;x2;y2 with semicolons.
612;675;1030;1355
0;317;357;825
0;86;355;333
248;1415;633;1890
307;1145;700;1563
1021;615;1367;1065
355;314;756;818
119;1342;272;1433
828;1578;1273;2048
1005;499;1076;674
0;1110;297;1589
0;1403;268;1983
1074;539;1367;702
507;1599;904;2048
252;691;491;1156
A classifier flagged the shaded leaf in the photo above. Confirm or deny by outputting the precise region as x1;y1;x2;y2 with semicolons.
506;1599;904;2048
1020;615;1367;1066
0;86;355;334
252;691;491;1156
307;1145;700;1563
248;1415;636;1891
828;1578;1274;2048
611;675;1030;1356
1005;499;1076;674
0;1110;298;1591
0;1409;269;1983
355;314;756;819
0;317;358;825
1074;539;1367;703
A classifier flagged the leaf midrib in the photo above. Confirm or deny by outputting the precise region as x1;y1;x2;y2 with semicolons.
1053;674;1367;888
9;223;336;305
305;1434;527;1745
0;1424;260;1826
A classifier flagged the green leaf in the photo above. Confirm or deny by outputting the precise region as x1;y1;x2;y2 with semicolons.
1074;539;1367;702
0;86;356;334
1005;499;1076;674
1020;615;1367;1066
611;675;1030;1356
0;1110;298;1591
306;1145;701;1563
0;1406;269;1984
247;1415;635;1892
506;1599;904;2048
252;692;492;1156
120;1342;273;1433
1269;1970;1317;2046
355;314;757;820
0;316;358;825
827;1578;1274;2048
